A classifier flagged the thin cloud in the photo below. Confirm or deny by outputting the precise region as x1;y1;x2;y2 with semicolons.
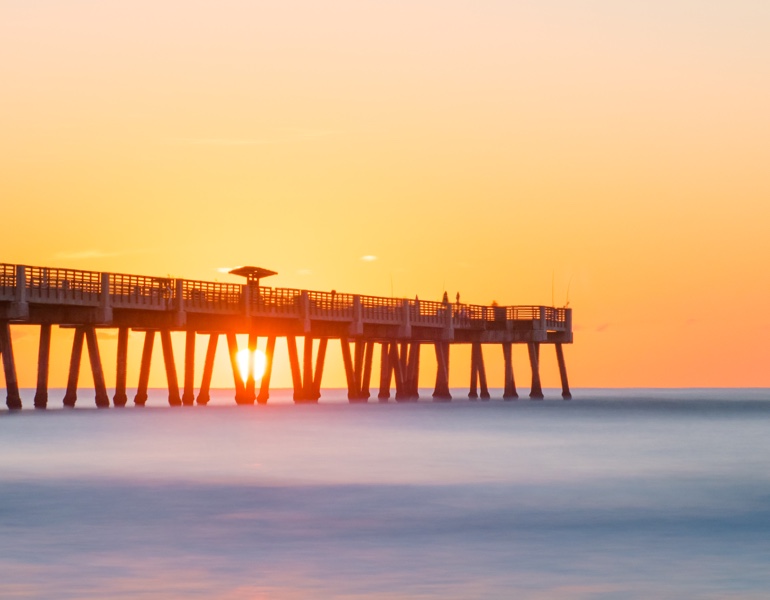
169;129;339;146
360;255;377;262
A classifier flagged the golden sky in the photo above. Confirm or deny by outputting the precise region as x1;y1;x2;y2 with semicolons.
2;1;769;390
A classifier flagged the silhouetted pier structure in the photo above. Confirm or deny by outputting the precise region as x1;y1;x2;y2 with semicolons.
0;262;573;409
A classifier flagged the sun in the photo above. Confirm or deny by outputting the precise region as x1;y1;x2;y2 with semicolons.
236;348;267;382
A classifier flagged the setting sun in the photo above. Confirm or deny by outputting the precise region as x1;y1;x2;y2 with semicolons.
236;348;267;382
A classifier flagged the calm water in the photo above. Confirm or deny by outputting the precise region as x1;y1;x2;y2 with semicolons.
1;388;770;599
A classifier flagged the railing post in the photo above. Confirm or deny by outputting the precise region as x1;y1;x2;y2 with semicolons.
243;284;251;318
349;295;363;335
12;265;29;319
300;290;311;333
99;272;112;323
399;299;411;338
175;279;186;327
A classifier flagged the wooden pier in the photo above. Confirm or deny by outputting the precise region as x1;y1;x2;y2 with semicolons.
0;262;573;409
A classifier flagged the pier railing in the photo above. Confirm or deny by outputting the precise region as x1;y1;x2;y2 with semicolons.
0;262;570;331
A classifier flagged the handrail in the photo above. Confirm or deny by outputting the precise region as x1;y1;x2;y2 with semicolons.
0;262;570;329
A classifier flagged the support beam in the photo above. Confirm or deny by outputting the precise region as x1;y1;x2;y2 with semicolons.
528;342;544;400
302;336;314;401
84;327;110;408
34;324;52;409
378;342;391;401
361;341;374;400
432;342;451;401
353;340;365;399
160;330;181;406
405;341;420;400
0;322;22;410
341;338;362;402
197;333;218;405
114;327;129;407
245;331;258;403
286;336;304;402
392;342;408;402
63;327;85;408
477;343;490;400
257;336;276;404
556;343;572;400
182;330;196;406
313;338;328;400
502;342;518;400
134;330;155;406
227;332;248;404
468;342;479;400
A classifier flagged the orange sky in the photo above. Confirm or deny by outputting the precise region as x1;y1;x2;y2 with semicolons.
2;1;769;390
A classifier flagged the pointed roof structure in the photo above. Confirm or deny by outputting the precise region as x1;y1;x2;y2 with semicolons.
228;266;278;285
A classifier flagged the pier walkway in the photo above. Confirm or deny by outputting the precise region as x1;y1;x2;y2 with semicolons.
0;262;573;409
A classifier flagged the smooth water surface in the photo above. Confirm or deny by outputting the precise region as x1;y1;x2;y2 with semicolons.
1;389;769;599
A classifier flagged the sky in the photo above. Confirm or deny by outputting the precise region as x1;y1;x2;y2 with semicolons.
1;0;769;390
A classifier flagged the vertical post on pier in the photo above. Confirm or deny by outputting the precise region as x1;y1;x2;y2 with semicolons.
502;342;518;400
134;330;155;406
85;327;110;408
432;342;451;401
378;342;391;401
528;342;544;400
245;331;257;403
477;343;490;400
257;336;276;404
182;329;196;406
313;337;328;400
406;342;420;400
227;332;248;404
361;340;374;400
302;336;314;401
353;340;365;399
34;324;52;409
63;327;85;408
286;335;304;402
468;342;479;400
114;327;129;407
555;343;572;400
197;333;219;405
341;337;361;402
160;330;181;406
392;342;408;401
0;322;22;410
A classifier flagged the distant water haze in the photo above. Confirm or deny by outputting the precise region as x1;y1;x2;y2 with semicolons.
2;389;770;598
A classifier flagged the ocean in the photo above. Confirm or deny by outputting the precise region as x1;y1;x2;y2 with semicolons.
1;388;769;599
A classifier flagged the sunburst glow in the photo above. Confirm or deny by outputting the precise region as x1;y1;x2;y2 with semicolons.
236;348;267;382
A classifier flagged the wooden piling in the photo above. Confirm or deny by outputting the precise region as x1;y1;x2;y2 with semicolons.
0;322;22;410
227;332;248;404
160;330;181;406
361;341;374;400
34;324;51;409
313;338;328;400
134;330;155;406
502;342;518;400
286;336;303;402
477;343;490;400
556;343;572;400
432;342;451;401
182;329;196;406
63;327;85;408
246;331;257;403
197;333;218;405
257;336;275;404
303;336;314;401
393;342;408;402
114;327;129;407
406;342;420;400
378;342;391;401
85;327;110;408
341;338;362;402
528;342;544;400
468;342;479;400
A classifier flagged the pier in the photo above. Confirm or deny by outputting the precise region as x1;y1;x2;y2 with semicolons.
0;262;573;409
